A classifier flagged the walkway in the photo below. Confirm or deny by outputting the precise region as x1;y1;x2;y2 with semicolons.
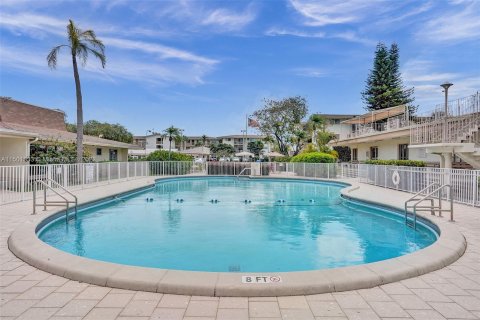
1;177;480;319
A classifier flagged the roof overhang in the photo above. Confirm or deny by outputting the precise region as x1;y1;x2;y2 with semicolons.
0;127;38;139
342;105;407;124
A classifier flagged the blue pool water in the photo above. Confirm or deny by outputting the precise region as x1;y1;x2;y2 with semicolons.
38;177;437;272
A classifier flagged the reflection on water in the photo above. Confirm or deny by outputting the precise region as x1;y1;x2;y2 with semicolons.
39;177;437;272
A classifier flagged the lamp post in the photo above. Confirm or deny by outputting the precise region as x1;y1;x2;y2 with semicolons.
440;82;453;142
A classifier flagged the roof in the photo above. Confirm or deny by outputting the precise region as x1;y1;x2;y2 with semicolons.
0;123;38;139
0;122;140;149
0;98;66;131
314;114;358;119
341;105;407;124
217;135;265;139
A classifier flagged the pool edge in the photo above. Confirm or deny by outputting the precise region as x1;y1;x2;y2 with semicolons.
8;176;467;297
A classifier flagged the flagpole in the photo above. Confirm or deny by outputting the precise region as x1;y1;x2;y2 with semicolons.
244;114;248;152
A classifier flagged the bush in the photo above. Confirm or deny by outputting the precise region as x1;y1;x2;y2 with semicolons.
273;156;291;162
146;150;193;162
364;159;426;167
290;152;336;163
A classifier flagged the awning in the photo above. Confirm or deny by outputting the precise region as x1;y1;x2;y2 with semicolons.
342;105;407;125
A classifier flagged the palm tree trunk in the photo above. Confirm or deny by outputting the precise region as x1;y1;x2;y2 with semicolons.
169;136;172;160
72;54;83;163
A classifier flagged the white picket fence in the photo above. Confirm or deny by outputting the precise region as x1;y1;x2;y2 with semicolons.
1;161;479;207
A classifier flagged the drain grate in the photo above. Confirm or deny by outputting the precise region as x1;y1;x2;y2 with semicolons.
228;265;241;272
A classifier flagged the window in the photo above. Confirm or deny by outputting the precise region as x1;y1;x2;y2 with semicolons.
109;149;118;161
96;148;102;156
370;146;378;160
156;138;162;143
398;144;409;160
156;145;163;149
352;148;358;161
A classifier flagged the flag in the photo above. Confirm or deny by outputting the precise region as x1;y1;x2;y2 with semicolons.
248;118;260;128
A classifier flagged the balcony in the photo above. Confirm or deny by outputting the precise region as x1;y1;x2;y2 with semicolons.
341;105;410;140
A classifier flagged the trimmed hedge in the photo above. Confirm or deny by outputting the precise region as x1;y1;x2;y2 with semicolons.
290;152;336;163
364;159;426;167
273;156;291;162
146;150;193;162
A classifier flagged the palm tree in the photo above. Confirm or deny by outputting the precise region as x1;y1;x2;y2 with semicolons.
201;135;208;146
47;19;106;163
163;126;183;159
292;130;307;156
307;114;326;145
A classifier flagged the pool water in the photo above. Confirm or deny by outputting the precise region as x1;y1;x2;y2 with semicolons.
38;177;437;272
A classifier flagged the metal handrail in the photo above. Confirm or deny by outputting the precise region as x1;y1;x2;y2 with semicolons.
33;179;78;221
236;167;251;178
404;183;454;229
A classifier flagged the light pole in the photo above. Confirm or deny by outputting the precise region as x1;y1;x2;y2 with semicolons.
440;82;453;142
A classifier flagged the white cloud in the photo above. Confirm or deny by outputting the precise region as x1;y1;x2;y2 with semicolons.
0;11;219;85
102;37;218;65
291;67;328;78
201;5;256;31
0;44;215;86
265;27;374;46
416;2;480;43
288;0;380;26
402;59;480;109
265;27;325;38
0;12;65;38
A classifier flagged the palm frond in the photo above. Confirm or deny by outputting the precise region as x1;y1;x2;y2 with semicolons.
76;43;89;67
47;45;68;69
87;47;106;68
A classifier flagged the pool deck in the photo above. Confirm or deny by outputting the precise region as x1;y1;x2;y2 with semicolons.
1;176;480;319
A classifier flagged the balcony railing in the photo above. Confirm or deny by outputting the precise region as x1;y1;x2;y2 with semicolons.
346;114;410;139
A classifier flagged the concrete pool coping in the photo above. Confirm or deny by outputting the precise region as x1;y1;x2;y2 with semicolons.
8;176;467;297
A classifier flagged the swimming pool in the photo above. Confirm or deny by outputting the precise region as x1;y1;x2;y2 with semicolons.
38;177;437;272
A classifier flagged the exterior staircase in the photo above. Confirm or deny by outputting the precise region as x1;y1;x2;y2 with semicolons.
410;92;480;169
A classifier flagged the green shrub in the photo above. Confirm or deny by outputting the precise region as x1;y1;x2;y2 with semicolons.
273;156;291;162
146;150;193;162
364;159;426;167
290;152;336;163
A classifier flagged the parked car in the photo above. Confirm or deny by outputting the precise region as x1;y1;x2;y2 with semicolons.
232;157;240;162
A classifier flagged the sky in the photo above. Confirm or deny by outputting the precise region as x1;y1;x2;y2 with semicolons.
0;0;479;136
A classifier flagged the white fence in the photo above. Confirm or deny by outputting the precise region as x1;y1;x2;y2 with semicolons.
1;161;479;207
357;164;480;206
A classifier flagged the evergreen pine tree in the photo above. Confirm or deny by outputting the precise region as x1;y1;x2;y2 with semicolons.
362;42;415;112
361;42;392;111
388;43;415;112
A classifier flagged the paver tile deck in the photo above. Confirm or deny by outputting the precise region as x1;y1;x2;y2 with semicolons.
1;177;479;319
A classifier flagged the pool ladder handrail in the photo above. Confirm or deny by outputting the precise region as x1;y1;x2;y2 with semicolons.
404;183;454;229
33;178;78;222
236;167;251;178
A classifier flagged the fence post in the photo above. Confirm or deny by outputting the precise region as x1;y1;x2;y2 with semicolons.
473;171;478;206
384;165;387;188
108;163;111;183
21;165;25;201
